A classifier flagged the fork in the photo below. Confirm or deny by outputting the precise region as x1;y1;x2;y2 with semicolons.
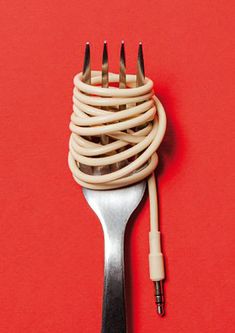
81;42;146;333
83;182;145;332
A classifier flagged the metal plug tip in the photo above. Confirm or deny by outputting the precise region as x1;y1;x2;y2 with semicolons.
157;304;165;316
155;281;165;317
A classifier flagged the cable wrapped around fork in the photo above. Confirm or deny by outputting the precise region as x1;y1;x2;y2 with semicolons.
68;71;166;190
69;69;167;308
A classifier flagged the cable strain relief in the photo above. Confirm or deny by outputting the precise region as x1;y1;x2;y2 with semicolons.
149;231;165;281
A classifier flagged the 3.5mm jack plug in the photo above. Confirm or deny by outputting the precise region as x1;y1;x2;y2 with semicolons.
155;280;165;316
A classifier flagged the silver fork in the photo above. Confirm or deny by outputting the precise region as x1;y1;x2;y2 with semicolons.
83;182;145;333
82;42;146;333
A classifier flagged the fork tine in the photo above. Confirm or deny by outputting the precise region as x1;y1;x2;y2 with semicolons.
80;42;93;174
136;42;145;87
119;41;126;89
102;41;109;88
134;43;145;152
116;41;127;168
100;41;109;156
119;41;126;113
82;42;91;84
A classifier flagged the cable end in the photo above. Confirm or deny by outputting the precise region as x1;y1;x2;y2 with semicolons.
155;281;165;316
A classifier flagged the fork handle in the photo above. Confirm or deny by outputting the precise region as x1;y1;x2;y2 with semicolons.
101;225;126;333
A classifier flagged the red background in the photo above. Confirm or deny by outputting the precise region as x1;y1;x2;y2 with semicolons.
0;1;234;332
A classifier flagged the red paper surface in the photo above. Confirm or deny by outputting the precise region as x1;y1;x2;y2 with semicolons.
0;1;234;332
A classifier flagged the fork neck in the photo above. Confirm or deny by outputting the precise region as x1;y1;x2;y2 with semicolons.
101;221;127;333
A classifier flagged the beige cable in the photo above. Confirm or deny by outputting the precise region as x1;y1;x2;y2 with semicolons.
69;71;166;190
68;70;167;306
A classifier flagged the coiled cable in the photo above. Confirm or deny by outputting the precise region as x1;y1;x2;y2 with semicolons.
69;71;166;190
68;70;167;314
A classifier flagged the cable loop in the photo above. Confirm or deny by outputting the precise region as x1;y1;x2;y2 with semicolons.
68;71;166;189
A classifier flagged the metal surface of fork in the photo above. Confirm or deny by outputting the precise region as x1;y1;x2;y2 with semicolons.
136;42;145;87
100;41;109;148
83;182;146;333
82;42;146;333
80;43;93;175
